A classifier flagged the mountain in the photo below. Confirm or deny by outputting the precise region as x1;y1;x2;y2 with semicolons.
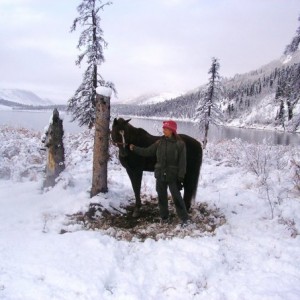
0;89;53;109
122;92;183;106
112;50;300;132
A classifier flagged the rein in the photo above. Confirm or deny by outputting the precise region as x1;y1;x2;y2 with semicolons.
111;140;128;147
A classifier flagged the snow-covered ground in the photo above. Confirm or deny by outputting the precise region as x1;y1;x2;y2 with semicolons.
0;126;300;300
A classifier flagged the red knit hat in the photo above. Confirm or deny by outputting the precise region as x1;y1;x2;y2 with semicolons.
162;120;177;134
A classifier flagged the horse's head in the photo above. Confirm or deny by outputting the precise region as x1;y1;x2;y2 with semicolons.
111;118;132;157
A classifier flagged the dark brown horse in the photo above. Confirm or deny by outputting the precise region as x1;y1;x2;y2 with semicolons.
111;118;202;217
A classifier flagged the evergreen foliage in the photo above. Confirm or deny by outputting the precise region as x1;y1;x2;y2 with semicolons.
284;15;300;56
195;58;223;126
68;0;115;128
194;57;223;147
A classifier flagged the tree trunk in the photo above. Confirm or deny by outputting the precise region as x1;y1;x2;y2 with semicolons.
203;122;209;149
90;93;110;197
287;99;293;121
43;108;65;188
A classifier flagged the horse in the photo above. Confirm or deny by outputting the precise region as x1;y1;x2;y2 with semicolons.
111;118;203;217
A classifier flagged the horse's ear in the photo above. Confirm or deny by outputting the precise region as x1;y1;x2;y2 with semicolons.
113;118;117;125
125;119;131;124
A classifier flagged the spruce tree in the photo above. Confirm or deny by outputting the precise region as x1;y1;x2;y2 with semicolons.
276;99;286;130
194;57;223;148
68;0;115;128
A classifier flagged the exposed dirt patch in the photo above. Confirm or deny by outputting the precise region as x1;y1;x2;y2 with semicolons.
64;198;226;241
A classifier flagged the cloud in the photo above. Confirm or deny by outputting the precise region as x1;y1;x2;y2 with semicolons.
0;0;299;103
0;5;43;28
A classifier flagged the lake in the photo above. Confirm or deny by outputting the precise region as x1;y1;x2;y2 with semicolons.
128;118;299;146
0;110;299;146
0;110;80;134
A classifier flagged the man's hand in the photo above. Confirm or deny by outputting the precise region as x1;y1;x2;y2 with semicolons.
129;144;135;151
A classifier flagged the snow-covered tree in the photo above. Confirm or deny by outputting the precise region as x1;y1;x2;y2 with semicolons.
194;57;223;148
275;99;286;130
284;15;300;56
68;0;115;128
275;64;300;130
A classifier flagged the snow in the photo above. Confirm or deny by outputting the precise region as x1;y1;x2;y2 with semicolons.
281;51;300;66
282;55;293;64
137;92;183;106
120;92;183;106
0;125;300;300
229;93;277;129
96;87;112;98
0;104;12;111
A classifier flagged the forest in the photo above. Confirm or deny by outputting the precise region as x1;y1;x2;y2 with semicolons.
112;51;300;132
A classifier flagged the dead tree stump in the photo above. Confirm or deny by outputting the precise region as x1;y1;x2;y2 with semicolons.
42;108;65;188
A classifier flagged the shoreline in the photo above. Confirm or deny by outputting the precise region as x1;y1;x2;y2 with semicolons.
118;114;300;135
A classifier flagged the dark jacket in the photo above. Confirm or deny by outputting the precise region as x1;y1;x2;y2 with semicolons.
133;135;186;182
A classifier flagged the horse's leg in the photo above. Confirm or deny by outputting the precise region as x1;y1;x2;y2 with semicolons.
126;168;143;217
182;175;195;211
183;161;201;211
183;184;193;211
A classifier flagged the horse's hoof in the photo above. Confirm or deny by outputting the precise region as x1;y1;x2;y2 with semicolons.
132;207;140;218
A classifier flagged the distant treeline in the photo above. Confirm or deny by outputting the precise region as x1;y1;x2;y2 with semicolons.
111;60;300;132
0;99;67;111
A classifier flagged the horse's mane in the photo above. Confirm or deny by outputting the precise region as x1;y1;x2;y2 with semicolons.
126;123;159;146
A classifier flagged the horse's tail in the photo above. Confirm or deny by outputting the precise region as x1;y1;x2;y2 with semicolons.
183;137;203;211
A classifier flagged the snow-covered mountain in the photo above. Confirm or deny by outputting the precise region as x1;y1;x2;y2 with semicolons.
0;89;53;107
122;92;183;106
113;50;300;132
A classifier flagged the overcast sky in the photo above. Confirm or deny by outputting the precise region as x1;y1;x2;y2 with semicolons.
0;0;299;104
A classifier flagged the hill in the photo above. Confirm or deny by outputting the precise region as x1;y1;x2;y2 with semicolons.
0;89;54;110
120;92;183;106
112;51;300;132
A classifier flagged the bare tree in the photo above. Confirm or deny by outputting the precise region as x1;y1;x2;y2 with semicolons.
68;0;115;128
194;57;223;148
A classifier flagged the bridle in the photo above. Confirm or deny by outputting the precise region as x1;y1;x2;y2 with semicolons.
111;130;128;148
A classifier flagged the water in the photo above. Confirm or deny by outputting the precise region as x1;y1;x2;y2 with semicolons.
128;118;300;146
0;110;299;146
0;110;82;134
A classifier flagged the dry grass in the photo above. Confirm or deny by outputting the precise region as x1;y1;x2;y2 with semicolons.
63;197;226;241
